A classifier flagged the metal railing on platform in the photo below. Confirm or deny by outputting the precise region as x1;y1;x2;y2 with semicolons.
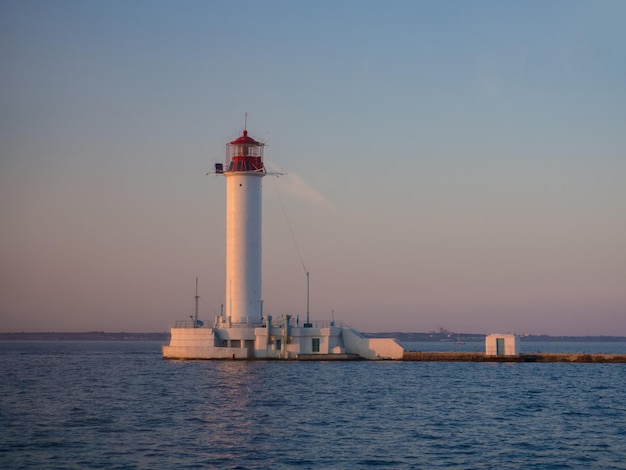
299;320;344;329
173;321;211;328
171;319;346;329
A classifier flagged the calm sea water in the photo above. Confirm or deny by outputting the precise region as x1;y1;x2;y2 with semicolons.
1;341;625;469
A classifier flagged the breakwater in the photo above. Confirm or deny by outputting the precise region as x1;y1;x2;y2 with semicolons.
403;351;626;363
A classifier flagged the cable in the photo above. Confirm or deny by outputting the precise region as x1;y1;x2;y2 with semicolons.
271;176;308;274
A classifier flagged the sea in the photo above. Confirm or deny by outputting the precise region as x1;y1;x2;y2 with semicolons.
1;340;625;469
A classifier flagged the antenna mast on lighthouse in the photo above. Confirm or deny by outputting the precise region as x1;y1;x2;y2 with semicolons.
194;277;200;327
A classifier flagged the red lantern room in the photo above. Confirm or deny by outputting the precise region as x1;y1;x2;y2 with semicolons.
222;129;265;173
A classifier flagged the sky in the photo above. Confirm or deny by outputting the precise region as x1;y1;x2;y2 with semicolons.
1;0;625;335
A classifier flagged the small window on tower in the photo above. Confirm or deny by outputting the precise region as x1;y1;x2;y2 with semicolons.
276;339;282;351
312;338;320;353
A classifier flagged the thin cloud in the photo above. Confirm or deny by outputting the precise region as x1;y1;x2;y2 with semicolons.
265;161;336;212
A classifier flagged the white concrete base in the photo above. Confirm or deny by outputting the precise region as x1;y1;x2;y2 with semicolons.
162;320;405;360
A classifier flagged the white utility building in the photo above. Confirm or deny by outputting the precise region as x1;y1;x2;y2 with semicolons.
485;334;520;356
162;127;404;360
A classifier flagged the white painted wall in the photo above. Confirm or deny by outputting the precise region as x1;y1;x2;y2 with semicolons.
162;328;250;359
165;327;216;347
341;328;405;359
368;338;406;359
253;325;346;359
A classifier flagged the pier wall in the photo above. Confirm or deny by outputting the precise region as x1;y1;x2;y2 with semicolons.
403;352;626;363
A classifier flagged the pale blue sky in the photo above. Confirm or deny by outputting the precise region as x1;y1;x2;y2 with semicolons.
2;0;625;335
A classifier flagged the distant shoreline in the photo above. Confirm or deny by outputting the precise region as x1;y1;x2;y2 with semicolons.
1;331;625;342
368;332;626;342
0;332;169;341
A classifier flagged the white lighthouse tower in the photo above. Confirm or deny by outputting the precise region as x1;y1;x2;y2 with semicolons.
221;128;265;324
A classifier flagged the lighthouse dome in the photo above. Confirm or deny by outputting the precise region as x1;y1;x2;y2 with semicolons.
226;129;265;172
229;129;262;146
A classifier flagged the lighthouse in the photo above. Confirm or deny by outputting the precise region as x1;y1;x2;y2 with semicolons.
162;125;405;360
218;128;265;324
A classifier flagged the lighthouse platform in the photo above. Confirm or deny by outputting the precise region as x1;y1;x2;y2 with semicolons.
162;318;405;361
